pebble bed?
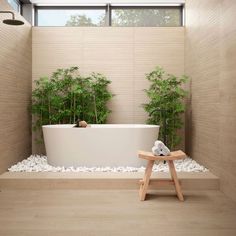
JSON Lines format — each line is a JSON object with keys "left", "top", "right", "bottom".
{"left": 8, "top": 155, "right": 208, "bottom": 173}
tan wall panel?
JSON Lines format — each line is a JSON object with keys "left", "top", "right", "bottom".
{"left": 32, "top": 27, "right": 184, "bottom": 153}
{"left": 0, "top": 0, "right": 32, "bottom": 173}
{"left": 185, "top": 0, "right": 236, "bottom": 201}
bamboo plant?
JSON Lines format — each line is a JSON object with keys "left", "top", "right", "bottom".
{"left": 31, "top": 67, "right": 113, "bottom": 143}
{"left": 143, "top": 66, "right": 189, "bottom": 150}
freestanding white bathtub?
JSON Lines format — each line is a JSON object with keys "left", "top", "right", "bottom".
{"left": 43, "top": 124, "right": 159, "bottom": 167}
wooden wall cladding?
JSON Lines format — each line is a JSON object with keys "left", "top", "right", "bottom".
{"left": 185, "top": 0, "right": 236, "bottom": 202}
{"left": 32, "top": 27, "right": 184, "bottom": 153}
{"left": 0, "top": 0, "right": 32, "bottom": 173}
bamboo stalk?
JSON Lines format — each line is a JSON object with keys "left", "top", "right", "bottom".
{"left": 93, "top": 94, "right": 98, "bottom": 124}
{"left": 48, "top": 95, "right": 51, "bottom": 124}
{"left": 73, "top": 93, "right": 76, "bottom": 123}
{"left": 70, "top": 92, "right": 72, "bottom": 124}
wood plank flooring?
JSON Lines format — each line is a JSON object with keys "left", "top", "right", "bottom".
{"left": 0, "top": 172, "right": 219, "bottom": 190}
{"left": 0, "top": 189, "right": 235, "bottom": 236}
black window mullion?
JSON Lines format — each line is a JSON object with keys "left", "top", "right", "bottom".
{"left": 34, "top": 5, "right": 183, "bottom": 27}
{"left": 110, "top": 5, "right": 183, "bottom": 27}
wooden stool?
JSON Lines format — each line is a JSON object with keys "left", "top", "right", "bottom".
{"left": 138, "top": 150, "right": 186, "bottom": 201}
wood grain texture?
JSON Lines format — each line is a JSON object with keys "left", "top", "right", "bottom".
{"left": 0, "top": 189, "right": 236, "bottom": 235}
{"left": 32, "top": 27, "right": 184, "bottom": 153}
{"left": 0, "top": 171, "right": 220, "bottom": 190}
{"left": 168, "top": 160, "right": 184, "bottom": 201}
{"left": 138, "top": 150, "right": 186, "bottom": 161}
{"left": 185, "top": 0, "right": 236, "bottom": 202}
{"left": 139, "top": 157, "right": 184, "bottom": 201}
{"left": 139, "top": 159, "right": 154, "bottom": 200}
{"left": 0, "top": 0, "right": 32, "bottom": 173}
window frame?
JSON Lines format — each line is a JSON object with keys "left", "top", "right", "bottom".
{"left": 34, "top": 5, "right": 183, "bottom": 27}
{"left": 35, "top": 5, "right": 107, "bottom": 27}
{"left": 7, "top": 0, "right": 22, "bottom": 14}
{"left": 110, "top": 5, "right": 183, "bottom": 27}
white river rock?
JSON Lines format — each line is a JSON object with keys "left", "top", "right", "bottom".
{"left": 8, "top": 155, "right": 208, "bottom": 173}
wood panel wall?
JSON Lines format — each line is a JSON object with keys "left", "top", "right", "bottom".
{"left": 32, "top": 27, "right": 184, "bottom": 153}
{"left": 0, "top": 0, "right": 32, "bottom": 173}
{"left": 185, "top": 0, "right": 236, "bottom": 202}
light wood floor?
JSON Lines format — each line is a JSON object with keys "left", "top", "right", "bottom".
{"left": 0, "top": 171, "right": 219, "bottom": 190}
{"left": 0, "top": 190, "right": 236, "bottom": 236}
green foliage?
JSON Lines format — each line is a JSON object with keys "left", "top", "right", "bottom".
{"left": 65, "top": 9, "right": 180, "bottom": 27}
{"left": 31, "top": 67, "right": 113, "bottom": 143}
{"left": 66, "top": 14, "right": 105, "bottom": 26}
{"left": 143, "top": 66, "right": 189, "bottom": 150}
{"left": 112, "top": 9, "right": 181, "bottom": 27}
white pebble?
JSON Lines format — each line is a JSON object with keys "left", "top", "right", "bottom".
{"left": 8, "top": 155, "right": 208, "bottom": 173}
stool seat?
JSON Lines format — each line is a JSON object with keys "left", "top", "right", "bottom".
{"left": 138, "top": 150, "right": 186, "bottom": 202}
{"left": 139, "top": 150, "right": 186, "bottom": 161}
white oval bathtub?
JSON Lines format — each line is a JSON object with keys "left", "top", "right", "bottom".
{"left": 42, "top": 124, "right": 159, "bottom": 167}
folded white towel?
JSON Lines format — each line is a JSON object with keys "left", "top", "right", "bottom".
{"left": 152, "top": 140, "right": 170, "bottom": 156}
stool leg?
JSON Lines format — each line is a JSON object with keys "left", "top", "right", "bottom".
{"left": 139, "top": 160, "right": 154, "bottom": 201}
{"left": 167, "top": 160, "right": 184, "bottom": 201}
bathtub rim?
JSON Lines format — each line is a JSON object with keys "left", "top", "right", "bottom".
{"left": 42, "top": 124, "right": 160, "bottom": 129}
